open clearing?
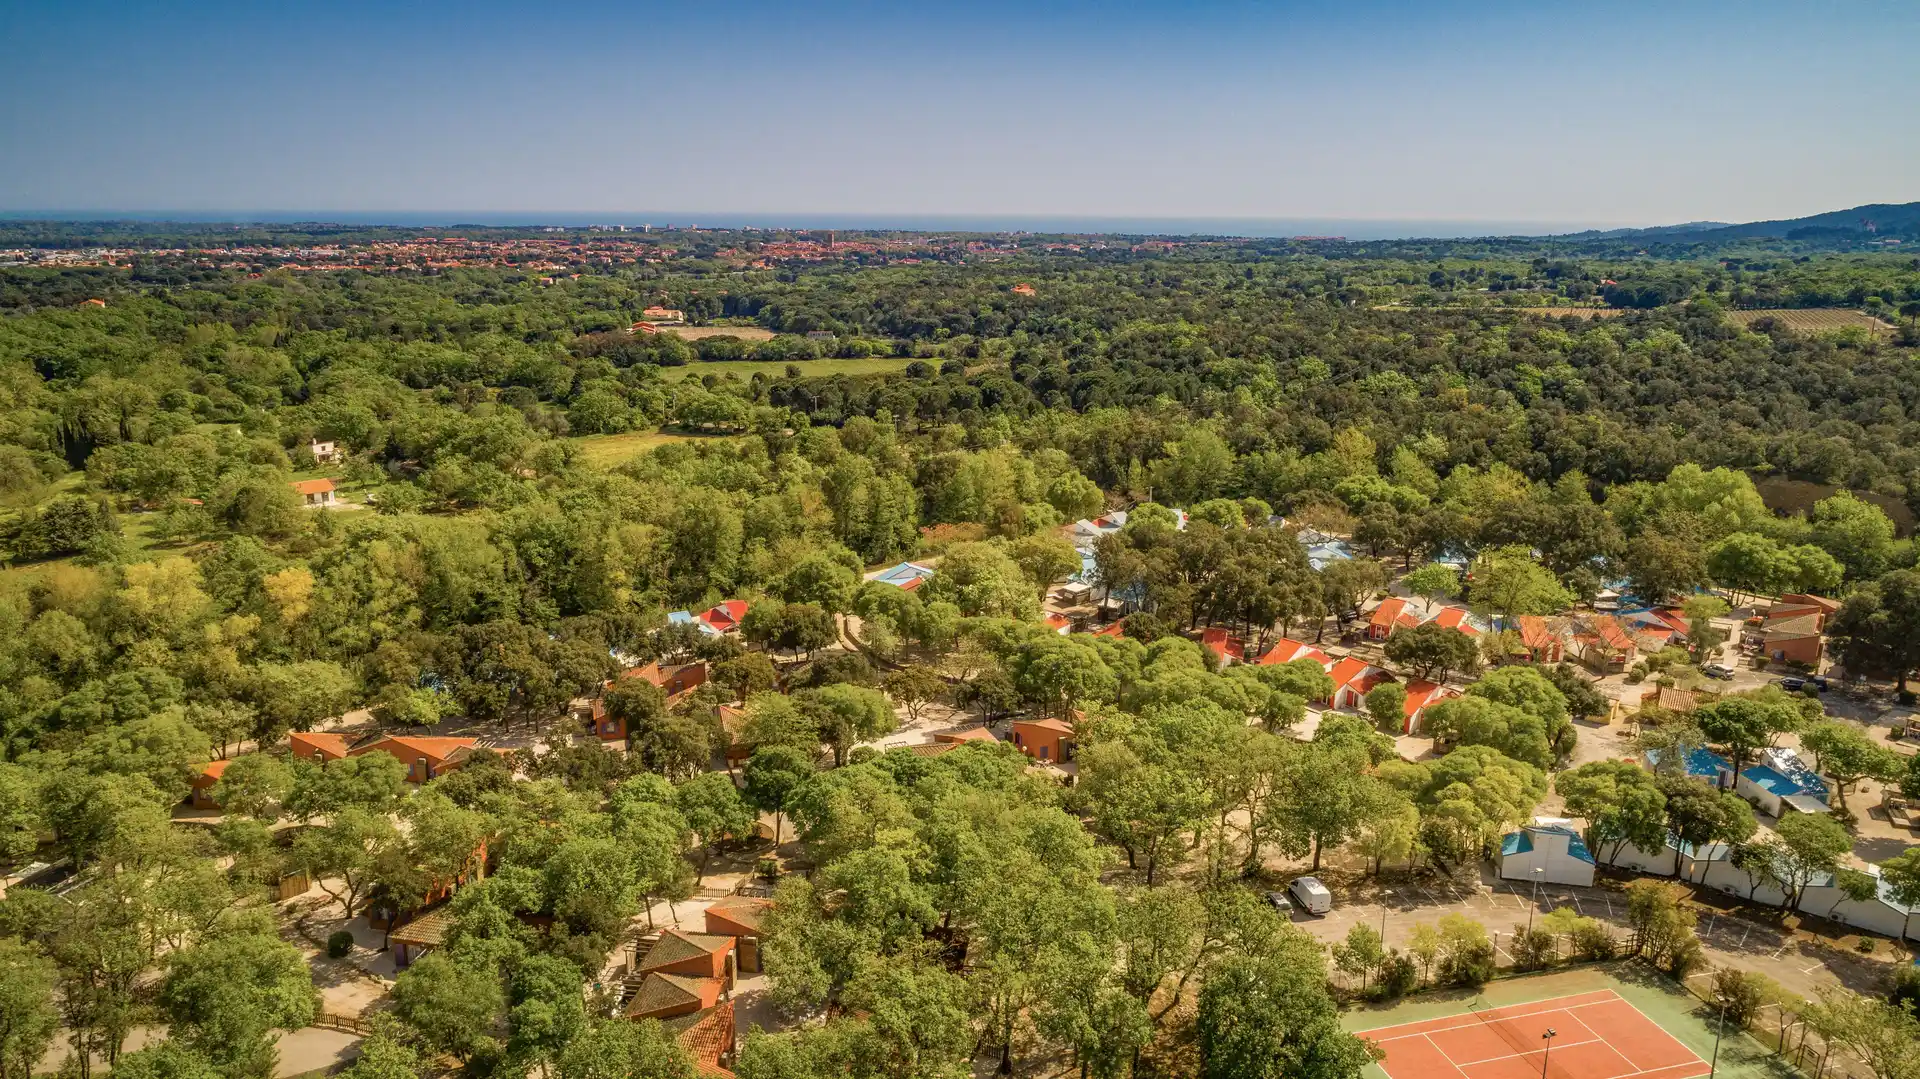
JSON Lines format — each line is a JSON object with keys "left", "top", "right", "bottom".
{"left": 654, "top": 325, "right": 778, "bottom": 341}
{"left": 662, "top": 357, "right": 915, "bottom": 381}
{"left": 569, "top": 430, "right": 725, "bottom": 468}
{"left": 1728, "top": 308, "right": 1893, "bottom": 334}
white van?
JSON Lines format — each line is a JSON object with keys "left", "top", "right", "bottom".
{"left": 1288, "top": 876, "right": 1333, "bottom": 915}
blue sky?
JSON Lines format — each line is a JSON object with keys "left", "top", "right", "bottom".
{"left": 1, "top": 0, "right": 1914, "bottom": 229}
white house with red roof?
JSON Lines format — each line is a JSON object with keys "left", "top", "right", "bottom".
{"left": 1400, "top": 679, "right": 1459, "bottom": 735}
{"left": 1425, "top": 606, "right": 1487, "bottom": 636}
{"left": 698, "top": 600, "right": 749, "bottom": 635}
{"left": 1329, "top": 656, "right": 1395, "bottom": 710}
{"left": 1366, "top": 598, "right": 1423, "bottom": 640}
{"left": 1256, "top": 637, "right": 1333, "bottom": 670}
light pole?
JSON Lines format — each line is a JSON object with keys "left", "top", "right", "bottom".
{"left": 1529, "top": 866, "right": 1545, "bottom": 933}
{"left": 1541, "top": 1028, "right": 1557, "bottom": 1079}
{"left": 1709, "top": 996, "right": 1728, "bottom": 1079}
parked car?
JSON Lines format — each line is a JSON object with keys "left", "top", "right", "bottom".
{"left": 1702, "top": 664, "right": 1736, "bottom": 680}
{"left": 1781, "top": 677, "right": 1807, "bottom": 691}
{"left": 1288, "top": 876, "right": 1333, "bottom": 915}
{"left": 1263, "top": 891, "right": 1293, "bottom": 914}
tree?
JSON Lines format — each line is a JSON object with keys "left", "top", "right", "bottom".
{"left": 841, "top": 957, "right": 976, "bottom": 1079}
{"left": 1385, "top": 623, "right": 1481, "bottom": 682}
{"left": 882, "top": 666, "right": 946, "bottom": 724}
{"left": 1801, "top": 721, "right": 1901, "bottom": 812}
{"left": 1681, "top": 594, "right": 1730, "bottom": 664}
{"left": 286, "top": 753, "right": 407, "bottom": 820}
{"left": 673, "top": 773, "right": 756, "bottom": 882}
{"left": 291, "top": 810, "right": 401, "bottom": 917}
{"left": 1556, "top": 761, "right": 1668, "bottom": 865}
{"left": 1318, "top": 560, "right": 1387, "bottom": 636}
{"left": 1468, "top": 546, "right": 1573, "bottom": 624}
{"left": 1828, "top": 571, "right": 1920, "bottom": 694}
{"left": 1402, "top": 563, "right": 1461, "bottom": 613}
{"left": 159, "top": 930, "right": 318, "bottom": 1079}
{"left": 1543, "top": 663, "right": 1607, "bottom": 723}
{"left": 1658, "top": 776, "right": 1754, "bottom": 882}
{"left": 1625, "top": 880, "right": 1702, "bottom": 977}
{"left": 0, "top": 940, "right": 57, "bottom": 1079}
{"left": 1695, "top": 695, "right": 1798, "bottom": 775}
{"left": 1435, "top": 914, "right": 1495, "bottom": 987}
{"left": 1624, "top": 530, "right": 1709, "bottom": 606}
{"left": 108, "top": 1043, "right": 223, "bottom": 1079}
{"left": 208, "top": 754, "right": 292, "bottom": 821}
{"left": 1774, "top": 813, "right": 1852, "bottom": 912}
{"left": 1351, "top": 794, "right": 1419, "bottom": 874}
{"left": 555, "top": 1020, "right": 693, "bottom": 1079}
{"left": 1879, "top": 847, "right": 1920, "bottom": 940}
{"left": 507, "top": 953, "right": 588, "bottom": 1076}
{"left": 741, "top": 745, "right": 814, "bottom": 847}
{"left": 1269, "top": 743, "right": 1380, "bottom": 870}
{"left": 1364, "top": 683, "right": 1407, "bottom": 734}
{"left": 798, "top": 683, "right": 897, "bottom": 766}
{"left": 391, "top": 952, "right": 504, "bottom": 1063}
{"left": 1077, "top": 741, "right": 1208, "bottom": 885}
{"left": 1811, "top": 492, "right": 1896, "bottom": 581}
{"left": 1010, "top": 533, "right": 1083, "bottom": 599}
{"left": 1422, "top": 697, "right": 1552, "bottom": 770}
{"left": 1196, "top": 942, "right": 1380, "bottom": 1079}
{"left": 1332, "top": 924, "right": 1387, "bottom": 992}
{"left": 335, "top": 1023, "right": 423, "bottom": 1079}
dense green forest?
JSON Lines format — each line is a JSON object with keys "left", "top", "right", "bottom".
{"left": 4, "top": 224, "right": 1920, "bottom": 1079}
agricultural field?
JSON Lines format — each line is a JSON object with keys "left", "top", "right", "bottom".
{"left": 654, "top": 325, "right": 777, "bottom": 341}
{"left": 660, "top": 356, "right": 915, "bottom": 381}
{"left": 1728, "top": 308, "right": 1894, "bottom": 334}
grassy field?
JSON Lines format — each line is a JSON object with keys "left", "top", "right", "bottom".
{"left": 662, "top": 357, "right": 915, "bottom": 381}
{"left": 655, "top": 325, "right": 777, "bottom": 341}
{"left": 1729, "top": 309, "right": 1894, "bottom": 335}
{"left": 569, "top": 430, "right": 727, "bottom": 469}
{"left": 1343, "top": 964, "right": 1795, "bottom": 1079}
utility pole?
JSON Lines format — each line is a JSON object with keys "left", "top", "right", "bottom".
{"left": 1709, "top": 996, "right": 1728, "bottom": 1079}
{"left": 1529, "top": 867, "right": 1544, "bottom": 933}
{"left": 1540, "top": 1028, "right": 1557, "bottom": 1079}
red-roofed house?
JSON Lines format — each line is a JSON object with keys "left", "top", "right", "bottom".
{"left": 934, "top": 726, "right": 998, "bottom": 746}
{"left": 626, "top": 972, "right": 726, "bottom": 1021}
{"left": 1367, "top": 598, "right": 1422, "bottom": 640}
{"left": 1329, "top": 657, "right": 1395, "bottom": 710}
{"left": 1572, "top": 615, "right": 1637, "bottom": 673}
{"left": 1756, "top": 594, "right": 1839, "bottom": 666}
{"left": 289, "top": 731, "right": 354, "bottom": 764}
{"left": 1044, "top": 612, "right": 1073, "bottom": 635}
{"left": 665, "top": 1000, "right": 737, "bottom": 1077}
{"left": 1011, "top": 283, "right": 1036, "bottom": 296}
{"left": 1426, "top": 606, "right": 1485, "bottom": 636}
{"left": 621, "top": 660, "right": 709, "bottom": 701}
{"left": 290, "top": 478, "right": 336, "bottom": 506}
{"left": 699, "top": 601, "right": 749, "bottom": 635}
{"left": 1515, "top": 616, "right": 1566, "bottom": 664}
{"left": 350, "top": 735, "right": 480, "bottom": 783}
{"left": 1011, "top": 716, "right": 1074, "bottom": 763}
{"left": 1200, "top": 627, "right": 1245, "bottom": 667}
{"left": 1401, "top": 680, "right": 1459, "bottom": 735}
{"left": 638, "top": 928, "right": 737, "bottom": 986}
{"left": 1257, "top": 637, "right": 1334, "bottom": 671}
{"left": 1093, "top": 619, "right": 1128, "bottom": 638}
{"left": 704, "top": 896, "right": 772, "bottom": 973}
{"left": 189, "top": 759, "right": 230, "bottom": 810}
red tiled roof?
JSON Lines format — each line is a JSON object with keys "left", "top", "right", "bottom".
{"left": 668, "top": 1001, "right": 735, "bottom": 1074}
{"left": 638, "top": 929, "right": 736, "bottom": 973}
{"left": 1016, "top": 716, "right": 1075, "bottom": 736}
{"left": 1328, "top": 656, "right": 1372, "bottom": 689}
{"left": 1257, "top": 638, "right": 1333, "bottom": 669}
{"left": 290, "top": 478, "right": 335, "bottom": 496}
{"left": 1429, "top": 606, "right": 1481, "bottom": 635}
{"left": 1589, "top": 615, "right": 1634, "bottom": 651}
{"left": 934, "top": 726, "right": 997, "bottom": 744}
{"left": 1093, "top": 619, "right": 1127, "bottom": 637}
{"left": 1200, "top": 627, "right": 1244, "bottom": 663}
{"left": 359, "top": 735, "right": 479, "bottom": 766}
{"left": 290, "top": 731, "right": 353, "bottom": 758}
{"left": 1517, "top": 616, "right": 1557, "bottom": 650}
{"left": 1369, "top": 598, "right": 1412, "bottom": 631}
{"left": 1403, "top": 679, "right": 1454, "bottom": 717}
{"left": 700, "top": 601, "right": 748, "bottom": 631}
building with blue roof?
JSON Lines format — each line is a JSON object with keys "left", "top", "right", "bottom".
{"left": 1736, "top": 746, "right": 1829, "bottom": 816}
{"left": 1643, "top": 746, "right": 1735, "bottom": 788}
{"left": 1498, "top": 817, "right": 1596, "bottom": 887}
{"left": 870, "top": 561, "right": 937, "bottom": 590}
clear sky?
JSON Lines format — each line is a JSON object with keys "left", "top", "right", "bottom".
{"left": 1, "top": 0, "right": 1914, "bottom": 230}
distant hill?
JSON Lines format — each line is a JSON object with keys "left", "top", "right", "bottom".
{"left": 1603, "top": 202, "right": 1920, "bottom": 248}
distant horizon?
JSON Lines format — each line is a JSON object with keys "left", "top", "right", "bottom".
{"left": 5, "top": 3, "right": 1911, "bottom": 225}
{"left": 0, "top": 209, "right": 1682, "bottom": 242}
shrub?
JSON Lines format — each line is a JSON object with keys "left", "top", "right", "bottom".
{"left": 1376, "top": 952, "right": 1419, "bottom": 1000}
{"left": 1567, "top": 921, "right": 1618, "bottom": 961}
{"left": 1511, "top": 925, "right": 1557, "bottom": 971}
{"left": 327, "top": 931, "right": 355, "bottom": 958}
{"left": 1710, "top": 967, "right": 1768, "bottom": 1029}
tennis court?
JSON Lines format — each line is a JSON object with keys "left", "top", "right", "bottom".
{"left": 1359, "top": 990, "right": 1708, "bottom": 1079}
